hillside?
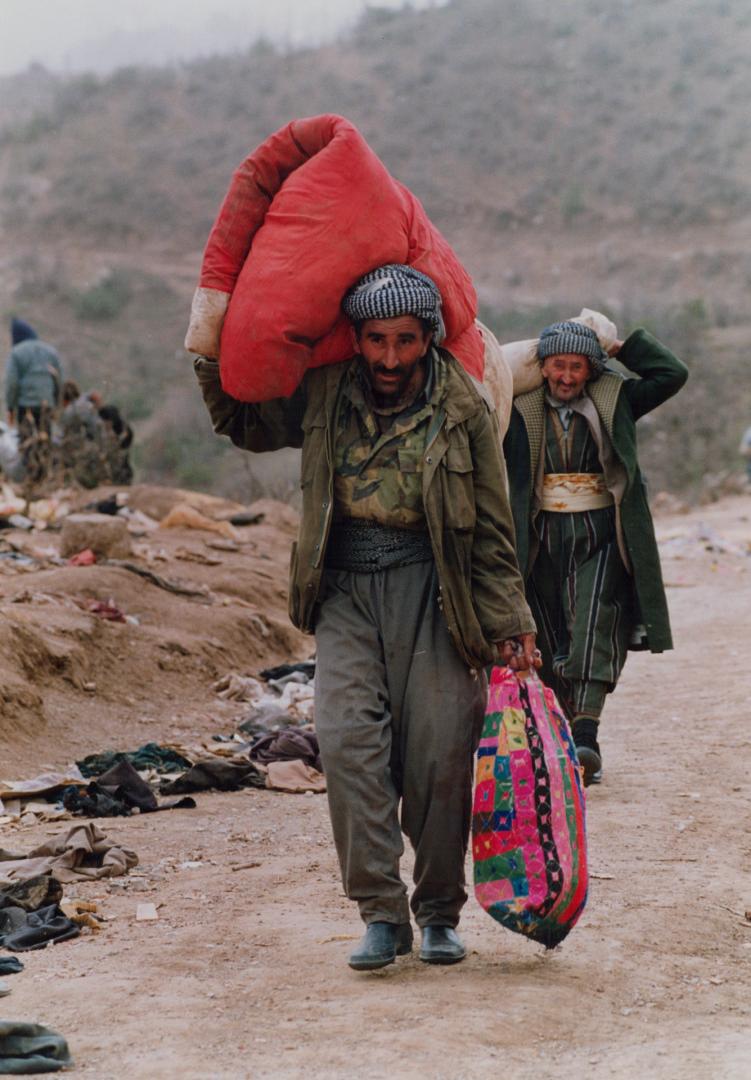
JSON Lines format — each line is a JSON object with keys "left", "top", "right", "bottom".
{"left": 0, "top": 0, "right": 749, "bottom": 498}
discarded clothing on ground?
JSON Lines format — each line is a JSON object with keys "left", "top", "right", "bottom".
{"left": 0, "top": 769, "right": 85, "bottom": 803}
{"left": 0, "top": 876, "right": 77, "bottom": 953}
{"left": 259, "top": 660, "right": 316, "bottom": 682}
{"left": 0, "top": 904, "right": 79, "bottom": 953}
{"left": 62, "top": 759, "right": 196, "bottom": 818}
{"left": 249, "top": 728, "right": 323, "bottom": 774}
{"left": 212, "top": 673, "right": 264, "bottom": 702}
{"left": 0, "top": 876, "right": 62, "bottom": 914}
{"left": 76, "top": 742, "right": 193, "bottom": 779}
{"left": 160, "top": 756, "right": 266, "bottom": 795}
{"left": 0, "top": 823, "right": 137, "bottom": 886}
{"left": 0, "top": 957, "right": 23, "bottom": 976}
{"left": 0, "top": 1019, "right": 73, "bottom": 1074}
{"left": 265, "top": 760, "right": 326, "bottom": 794}
{"left": 74, "top": 597, "right": 127, "bottom": 622}
{"left": 236, "top": 704, "right": 289, "bottom": 738}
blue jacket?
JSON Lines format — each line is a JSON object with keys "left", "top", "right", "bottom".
{"left": 5, "top": 320, "right": 62, "bottom": 413}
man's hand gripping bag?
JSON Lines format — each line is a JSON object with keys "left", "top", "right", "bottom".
{"left": 185, "top": 114, "right": 484, "bottom": 402}
{"left": 472, "top": 667, "right": 588, "bottom": 948}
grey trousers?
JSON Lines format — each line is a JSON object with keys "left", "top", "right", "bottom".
{"left": 314, "top": 560, "right": 486, "bottom": 928}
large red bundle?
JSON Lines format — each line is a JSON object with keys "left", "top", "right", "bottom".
{"left": 185, "top": 114, "right": 484, "bottom": 402}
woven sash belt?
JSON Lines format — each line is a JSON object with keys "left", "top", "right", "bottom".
{"left": 325, "top": 518, "right": 433, "bottom": 573}
{"left": 540, "top": 472, "right": 614, "bottom": 513}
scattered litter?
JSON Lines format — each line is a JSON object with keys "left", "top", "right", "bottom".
{"left": 228, "top": 511, "right": 265, "bottom": 527}
{"left": 68, "top": 548, "right": 97, "bottom": 566}
{"left": 206, "top": 538, "right": 240, "bottom": 552}
{"left": 59, "top": 900, "right": 103, "bottom": 932}
{"left": 0, "top": 485, "right": 25, "bottom": 516}
{"left": 136, "top": 903, "right": 158, "bottom": 922}
{"left": 230, "top": 862, "right": 261, "bottom": 872}
{"left": 3, "top": 514, "right": 33, "bottom": 531}
{"left": 0, "top": 550, "right": 35, "bottom": 565}
{"left": 105, "top": 559, "right": 212, "bottom": 601}
{"left": 213, "top": 673, "right": 265, "bottom": 703}
{"left": 74, "top": 597, "right": 127, "bottom": 622}
{"left": 175, "top": 547, "right": 223, "bottom": 566}
{"left": 260, "top": 660, "right": 315, "bottom": 681}
{"left": 159, "top": 504, "right": 241, "bottom": 541}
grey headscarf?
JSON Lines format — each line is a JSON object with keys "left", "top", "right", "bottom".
{"left": 537, "top": 321, "right": 608, "bottom": 376}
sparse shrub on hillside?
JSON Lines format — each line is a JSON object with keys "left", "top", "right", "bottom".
{"left": 73, "top": 272, "right": 132, "bottom": 321}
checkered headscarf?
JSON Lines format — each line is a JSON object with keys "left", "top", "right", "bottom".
{"left": 342, "top": 264, "right": 445, "bottom": 342}
{"left": 538, "top": 321, "right": 608, "bottom": 375}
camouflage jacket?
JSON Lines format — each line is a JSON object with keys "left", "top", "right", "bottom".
{"left": 195, "top": 349, "right": 534, "bottom": 669}
{"left": 331, "top": 353, "right": 448, "bottom": 529}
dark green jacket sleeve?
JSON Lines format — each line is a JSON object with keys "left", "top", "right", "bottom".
{"left": 619, "top": 329, "right": 688, "bottom": 421}
{"left": 194, "top": 357, "right": 307, "bottom": 452}
{"left": 468, "top": 404, "right": 536, "bottom": 642}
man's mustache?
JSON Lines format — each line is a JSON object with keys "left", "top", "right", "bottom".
{"left": 372, "top": 365, "right": 408, "bottom": 377}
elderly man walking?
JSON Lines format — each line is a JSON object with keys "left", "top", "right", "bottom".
{"left": 504, "top": 322, "right": 688, "bottom": 786}
{"left": 196, "top": 264, "right": 536, "bottom": 969}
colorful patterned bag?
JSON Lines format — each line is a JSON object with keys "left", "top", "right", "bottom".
{"left": 472, "top": 666, "right": 588, "bottom": 948}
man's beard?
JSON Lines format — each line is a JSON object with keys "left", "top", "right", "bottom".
{"left": 367, "top": 364, "right": 414, "bottom": 404}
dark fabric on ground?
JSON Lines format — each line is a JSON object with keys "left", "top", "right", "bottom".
{"left": 63, "top": 759, "right": 196, "bottom": 817}
{"left": 160, "top": 757, "right": 266, "bottom": 795}
{"left": 228, "top": 510, "right": 265, "bottom": 526}
{"left": 0, "top": 957, "right": 23, "bottom": 976}
{"left": 259, "top": 660, "right": 315, "bottom": 681}
{"left": 249, "top": 728, "right": 322, "bottom": 773}
{"left": 0, "top": 905, "right": 79, "bottom": 952}
{"left": 76, "top": 743, "right": 193, "bottom": 778}
{"left": 0, "top": 1019, "right": 72, "bottom": 1074}
{"left": 0, "top": 877, "right": 62, "bottom": 914}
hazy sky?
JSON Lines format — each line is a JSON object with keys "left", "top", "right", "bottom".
{"left": 0, "top": 1, "right": 446, "bottom": 76}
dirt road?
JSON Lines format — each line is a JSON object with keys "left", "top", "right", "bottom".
{"left": 2, "top": 490, "right": 750, "bottom": 1078}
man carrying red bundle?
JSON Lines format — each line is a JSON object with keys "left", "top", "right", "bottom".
{"left": 196, "top": 263, "right": 536, "bottom": 970}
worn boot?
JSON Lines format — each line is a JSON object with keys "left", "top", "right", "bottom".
{"left": 419, "top": 926, "right": 466, "bottom": 965}
{"left": 572, "top": 716, "right": 602, "bottom": 786}
{"left": 348, "top": 922, "right": 413, "bottom": 971}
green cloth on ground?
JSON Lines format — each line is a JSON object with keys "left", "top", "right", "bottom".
{"left": 76, "top": 743, "right": 192, "bottom": 778}
{"left": 0, "top": 1020, "right": 72, "bottom": 1074}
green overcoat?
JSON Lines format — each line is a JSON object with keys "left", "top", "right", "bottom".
{"left": 503, "top": 329, "right": 688, "bottom": 653}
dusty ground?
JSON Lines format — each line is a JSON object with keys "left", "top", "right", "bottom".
{"left": 1, "top": 485, "right": 750, "bottom": 1079}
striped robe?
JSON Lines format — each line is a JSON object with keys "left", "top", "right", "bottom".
{"left": 526, "top": 405, "right": 633, "bottom": 721}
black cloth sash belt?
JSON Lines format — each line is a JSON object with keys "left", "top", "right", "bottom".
{"left": 325, "top": 518, "right": 433, "bottom": 573}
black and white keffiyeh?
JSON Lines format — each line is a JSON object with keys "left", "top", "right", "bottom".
{"left": 537, "top": 321, "right": 608, "bottom": 375}
{"left": 342, "top": 264, "right": 445, "bottom": 342}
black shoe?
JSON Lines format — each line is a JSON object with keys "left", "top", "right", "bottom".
{"left": 575, "top": 744, "right": 603, "bottom": 787}
{"left": 348, "top": 922, "right": 413, "bottom": 971}
{"left": 572, "top": 716, "right": 602, "bottom": 788}
{"left": 419, "top": 926, "right": 466, "bottom": 965}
